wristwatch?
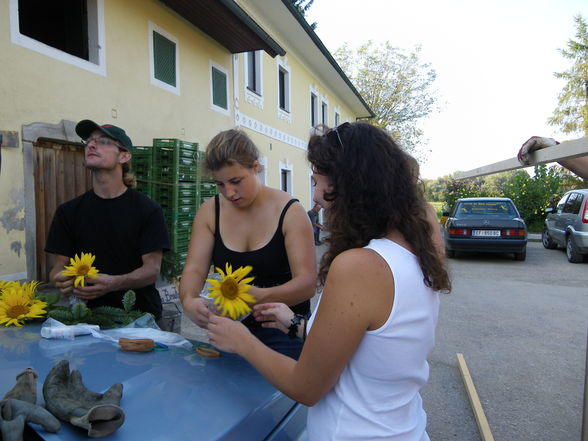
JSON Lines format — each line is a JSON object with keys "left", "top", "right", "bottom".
{"left": 287, "top": 314, "right": 304, "bottom": 339}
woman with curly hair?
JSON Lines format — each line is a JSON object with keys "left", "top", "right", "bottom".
{"left": 209, "top": 122, "right": 451, "bottom": 441}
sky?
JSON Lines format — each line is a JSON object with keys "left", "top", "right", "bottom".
{"left": 307, "top": 0, "right": 587, "bottom": 179}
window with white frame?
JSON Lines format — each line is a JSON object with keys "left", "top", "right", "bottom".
{"left": 245, "top": 51, "right": 262, "bottom": 95}
{"left": 210, "top": 61, "right": 229, "bottom": 114}
{"left": 149, "top": 22, "right": 179, "bottom": 95}
{"left": 278, "top": 65, "right": 290, "bottom": 112}
{"left": 321, "top": 101, "right": 328, "bottom": 125}
{"left": 334, "top": 111, "right": 341, "bottom": 126}
{"left": 310, "top": 92, "right": 318, "bottom": 127}
{"left": 10, "top": 0, "right": 105, "bottom": 75}
{"left": 279, "top": 160, "right": 293, "bottom": 195}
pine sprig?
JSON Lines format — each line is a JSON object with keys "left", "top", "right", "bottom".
{"left": 45, "top": 290, "right": 145, "bottom": 329}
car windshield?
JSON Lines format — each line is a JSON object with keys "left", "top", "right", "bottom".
{"left": 454, "top": 201, "right": 516, "bottom": 218}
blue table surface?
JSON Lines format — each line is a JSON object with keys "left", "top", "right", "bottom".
{"left": 0, "top": 324, "right": 296, "bottom": 441}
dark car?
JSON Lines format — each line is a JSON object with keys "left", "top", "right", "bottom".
{"left": 444, "top": 197, "right": 527, "bottom": 261}
{"left": 542, "top": 188, "right": 588, "bottom": 263}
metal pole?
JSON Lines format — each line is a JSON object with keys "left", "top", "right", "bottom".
{"left": 582, "top": 329, "right": 587, "bottom": 441}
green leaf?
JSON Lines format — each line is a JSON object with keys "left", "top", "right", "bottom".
{"left": 37, "top": 291, "right": 61, "bottom": 306}
{"left": 122, "top": 290, "right": 136, "bottom": 312}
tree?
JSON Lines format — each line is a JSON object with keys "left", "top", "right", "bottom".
{"left": 548, "top": 14, "right": 588, "bottom": 136}
{"left": 289, "top": 0, "right": 316, "bottom": 29}
{"left": 333, "top": 41, "right": 438, "bottom": 156}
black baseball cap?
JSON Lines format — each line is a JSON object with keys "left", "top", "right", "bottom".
{"left": 75, "top": 119, "right": 133, "bottom": 151}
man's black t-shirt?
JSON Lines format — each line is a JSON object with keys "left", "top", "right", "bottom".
{"left": 45, "top": 188, "right": 170, "bottom": 318}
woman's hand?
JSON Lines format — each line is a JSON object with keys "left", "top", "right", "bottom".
{"left": 253, "top": 303, "right": 295, "bottom": 334}
{"left": 208, "top": 314, "right": 252, "bottom": 354}
{"left": 182, "top": 297, "right": 211, "bottom": 329}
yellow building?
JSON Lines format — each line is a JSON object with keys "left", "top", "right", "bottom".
{"left": 0, "top": 0, "right": 372, "bottom": 282}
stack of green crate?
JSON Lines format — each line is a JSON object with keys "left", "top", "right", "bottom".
{"left": 133, "top": 146, "right": 154, "bottom": 198}
{"left": 152, "top": 138, "right": 200, "bottom": 282}
{"left": 197, "top": 151, "right": 219, "bottom": 206}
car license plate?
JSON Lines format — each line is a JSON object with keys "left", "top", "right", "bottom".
{"left": 472, "top": 230, "right": 500, "bottom": 237}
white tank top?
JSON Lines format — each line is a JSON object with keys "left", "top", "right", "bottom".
{"left": 306, "top": 238, "right": 440, "bottom": 441}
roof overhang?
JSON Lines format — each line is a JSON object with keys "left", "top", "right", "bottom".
{"left": 158, "top": 0, "right": 285, "bottom": 57}
{"left": 246, "top": 0, "right": 374, "bottom": 119}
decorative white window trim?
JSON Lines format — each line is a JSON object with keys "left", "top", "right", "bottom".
{"left": 148, "top": 22, "right": 180, "bottom": 96}
{"left": 233, "top": 54, "right": 240, "bottom": 112}
{"left": 279, "top": 159, "right": 293, "bottom": 195}
{"left": 235, "top": 110, "right": 307, "bottom": 150}
{"left": 258, "top": 156, "right": 268, "bottom": 185}
{"left": 209, "top": 60, "right": 230, "bottom": 115}
{"left": 321, "top": 99, "right": 329, "bottom": 126}
{"left": 9, "top": 0, "right": 106, "bottom": 76}
{"left": 277, "top": 57, "right": 292, "bottom": 123}
{"left": 244, "top": 51, "right": 263, "bottom": 109}
{"left": 310, "top": 84, "right": 319, "bottom": 128}
{"left": 334, "top": 106, "right": 341, "bottom": 126}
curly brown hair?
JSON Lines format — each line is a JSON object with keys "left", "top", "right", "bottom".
{"left": 307, "top": 122, "right": 451, "bottom": 292}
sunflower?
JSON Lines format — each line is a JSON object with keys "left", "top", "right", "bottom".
{"left": 207, "top": 263, "right": 255, "bottom": 320}
{"left": 0, "top": 284, "right": 48, "bottom": 327}
{"left": 21, "top": 280, "right": 41, "bottom": 299}
{"left": 0, "top": 280, "right": 16, "bottom": 296}
{"left": 61, "top": 252, "right": 100, "bottom": 287}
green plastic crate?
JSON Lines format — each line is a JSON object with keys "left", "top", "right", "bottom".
{"left": 135, "top": 179, "right": 154, "bottom": 198}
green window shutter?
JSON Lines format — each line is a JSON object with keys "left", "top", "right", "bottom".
{"left": 212, "top": 67, "right": 227, "bottom": 109}
{"left": 153, "top": 31, "right": 176, "bottom": 87}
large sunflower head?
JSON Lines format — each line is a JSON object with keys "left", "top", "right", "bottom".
{"left": 61, "top": 252, "right": 100, "bottom": 287}
{"left": 0, "top": 284, "right": 48, "bottom": 327}
{"left": 21, "top": 280, "right": 41, "bottom": 299}
{"left": 207, "top": 263, "right": 255, "bottom": 320}
{"left": 0, "top": 280, "right": 17, "bottom": 296}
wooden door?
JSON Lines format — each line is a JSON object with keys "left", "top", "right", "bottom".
{"left": 34, "top": 141, "right": 92, "bottom": 282}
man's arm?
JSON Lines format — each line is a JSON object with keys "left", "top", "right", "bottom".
{"left": 73, "top": 250, "right": 163, "bottom": 300}
{"left": 558, "top": 157, "right": 588, "bottom": 180}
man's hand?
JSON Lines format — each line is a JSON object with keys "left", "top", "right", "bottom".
{"left": 73, "top": 274, "right": 120, "bottom": 300}
{"left": 53, "top": 272, "right": 75, "bottom": 296}
{"left": 517, "top": 136, "right": 559, "bottom": 166}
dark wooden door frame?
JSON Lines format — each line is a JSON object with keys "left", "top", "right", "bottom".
{"left": 22, "top": 120, "right": 83, "bottom": 281}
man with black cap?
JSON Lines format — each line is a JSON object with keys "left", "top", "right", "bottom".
{"left": 45, "top": 120, "right": 170, "bottom": 320}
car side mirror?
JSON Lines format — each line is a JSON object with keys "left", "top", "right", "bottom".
{"left": 544, "top": 208, "right": 554, "bottom": 214}
{"left": 442, "top": 211, "right": 450, "bottom": 217}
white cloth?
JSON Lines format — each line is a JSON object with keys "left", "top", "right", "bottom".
{"left": 306, "top": 238, "right": 439, "bottom": 441}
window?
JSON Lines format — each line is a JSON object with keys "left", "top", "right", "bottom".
{"left": 210, "top": 62, "right": 229, "bottom": 113}
{"left": 310, "top": 93, "right": 318, "bottom": 127}
{"left": 279, "top": 160, "right": 293, "bottom": 195}
{"left": 10, "top": 0, "right": 105, "bottom": 75}
{"left": 334, "top": 112, "right": 340, "bottom": 126}
{"left": 278, "top": 67, "right": 290, "bottom": 112}
{"left": 246, "top": 51, "right": 262, "bottom": 94}
{"left": 321, "top": 101, "right": 328, "bottom": 125}
{"left": 556, "top": 194, "right": 569, "bottom": 212}
{"left": 563, "top": 193, "right": 582, "bottom": 214}
{"left": 149, "top": 23, "right": 179, "bottom": 94}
